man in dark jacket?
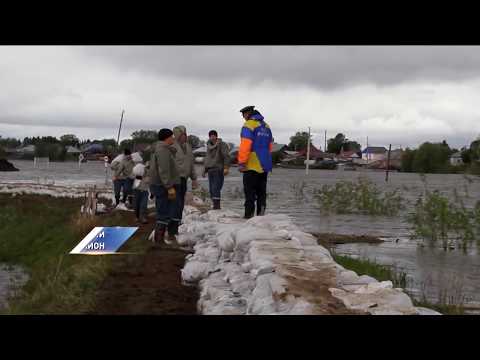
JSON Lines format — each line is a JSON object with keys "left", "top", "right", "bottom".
{"left": 203, "top": 130, "right": 230, "bottom": 209}
{"left": 149, "top": 129, "right": 181, "bottom": 245}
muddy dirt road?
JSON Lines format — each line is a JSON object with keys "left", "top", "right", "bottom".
{"left": 91, "top": 218, "right": 198, "bottom": 315}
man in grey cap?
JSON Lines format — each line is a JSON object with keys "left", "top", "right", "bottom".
{"left": 170, "top": 125, "right": 198, "bottom": 242}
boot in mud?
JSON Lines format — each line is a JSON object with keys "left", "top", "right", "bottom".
{"left": 213, "top": 199, "right": 221, "bottom": 210}
{"left": 153, "top": 224, "right": 166, "bottom": 246}
{"left": 165, "top": 221, "right": 179, "bottom": 246}
{"left": 166, "top": 234, "right": 178, "bottom": 246}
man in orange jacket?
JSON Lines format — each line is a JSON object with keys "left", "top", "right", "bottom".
{"left": 237, "top": 105, "right": 273, "bottom": 219}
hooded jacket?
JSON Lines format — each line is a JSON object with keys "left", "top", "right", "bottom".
{"left": 172, "top": 125, "right": 197, "bottom": 180}
{"left": 148, "top": 141, "right": 180, "bottom": 188}
{"left": 204, "top": 138, "right": 230, "bottom": 170}
{"left": 238, "top": 112, "right": 273, "bottom": 173}
{"left": 111, "top": 156, "right": 134, "bottom": 180}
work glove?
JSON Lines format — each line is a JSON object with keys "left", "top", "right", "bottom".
{"left": 223, "top": 166, "right": 229, "bottom": 176}
{"left": 167, "top": 187, "right": 176, "bottom": 200}
{"left": 192, "top": 180, "right": 198, "bottom": 190}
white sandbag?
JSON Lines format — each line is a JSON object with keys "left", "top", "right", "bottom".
{"left": 131, "top": 152, "right": 143, "bottom": 163}
{"left": 415, "top": 307, "right": 442, "bottom": 315}
{"left": 353, "top": 281, "right": 393, "bottom": 294}
{"left": 217, "top": 231, "right": 235, "bottom": 252}
{"left": 111, "top": 154, "right": 124, "bottom": 164}
{"left": 181, "top": 261, "right": 211, "bottom": 283}
{"left": 132, "top": 163, "right": 145, "bottom": 177}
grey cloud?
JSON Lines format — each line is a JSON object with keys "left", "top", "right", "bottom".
{"left": 80, "top": 46, "right": 480, "bottom": 89}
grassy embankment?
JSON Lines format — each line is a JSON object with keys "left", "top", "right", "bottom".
{"left": 0, "top": 193, "right": 148, "bottom": 314}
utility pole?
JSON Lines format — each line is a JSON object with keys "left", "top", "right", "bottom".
{"left": 324, "top": 130, "right": 327, "bottom": 152}
{"left": 116, "top": 109, "right": 125, "bottom": 151}
{"left": 366, "top": 136, "right": 369, "bottom": 164}
{"left": 306, "top": 127, "right": 311, "bottom": 175}
{"left": 385, "top": 144, "right": 392, "bottom": 182}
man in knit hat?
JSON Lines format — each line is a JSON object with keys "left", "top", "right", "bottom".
{"left": 149, "top": 129, "right": 181, "bottom": 245}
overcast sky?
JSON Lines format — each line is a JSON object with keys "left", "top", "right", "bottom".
{"left": 1, "top": 45, "right": 480, "bottom": 150}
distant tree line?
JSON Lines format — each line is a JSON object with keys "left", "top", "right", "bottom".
{"left": 287, "top": 131, "right": 361, "bottom": 155}
{"left": 398, "top": 139, "right": 480, "bottom": 174}
{"left": 1, "top": 129, "right": 226, "bottom": 162}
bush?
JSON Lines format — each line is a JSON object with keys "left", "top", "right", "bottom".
{"left": 407, "top": 187, "right": 479, "bottom": 250}
{"left": 314, "top": 177, "right": 404, "bottom": 216}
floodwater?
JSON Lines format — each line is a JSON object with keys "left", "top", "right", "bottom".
{"left": 2, "top": 160, "right": 480, "bottom": 311}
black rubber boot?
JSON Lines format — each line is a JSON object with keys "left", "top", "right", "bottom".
{"left": 244, "top": 208, "right": 254, "bottom": 219}
{"left": 257, "top": 206, "right": 266, "bottom": 216}
{"left": 154, "top": 225, "right": 166, "bottom": 245}
{"left": 213, "top": 199, "right": 221, "bottom": 210}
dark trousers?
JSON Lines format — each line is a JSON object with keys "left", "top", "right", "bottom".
{"left": 134, "top": 189, "right": 148, "bottom": 219}
{"left": 125, "top": 178, "right": 134, "bottom": 200}
{"left": 113, "top": 179, "right": 127, "bottom": 205}
{"left": 150, "top": 184, "right": 179, "bottom": 232}
{"left": 243, "top": 170, "right": 268, "bottom": 217}
{"left": 170, "top": 177, "right": 187, "bottom": 235}
{"left": 207, "top": 167, "right": 224, "bottom": 200}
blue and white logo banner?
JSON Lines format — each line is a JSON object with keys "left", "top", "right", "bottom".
{"left": 70, "top": 227, "right": 138, "bottom": 255}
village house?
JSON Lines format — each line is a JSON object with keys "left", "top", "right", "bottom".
{"left": 271, "top": 143, "right": 288, "bottom": 153}
{"left": 336, "top": 149, "right": 361, "bottom": 162}
{"left": 362, "top": 146, "right": 387, "bottom": 162}
{"left": 449, "top": 151, "right": 463, "bottom": 166}
{"left": 16, "top": 144, "right": 36, "bottom": 155}
{"left": 66, "top": 145, "right": 81, "bottom": 154}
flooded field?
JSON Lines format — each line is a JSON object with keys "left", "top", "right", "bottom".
{"left": 2, "top": 160, "right": 480, "bottom": 311}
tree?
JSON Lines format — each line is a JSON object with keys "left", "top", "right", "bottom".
{"left": 343, "top": 140, "right": 361, "bottom": 153}
{"left": 60, "top": 134, "right": 79, "bottom": 146}
{"left": 187, "top": 135, "right": 202, "bottom": 149}
{"left": 412, "top": 142, "right": 451, "bottom": 173}
{"left": 0, "top": 136, "right": 21, "bottom": 149}
{"left": 288, "top": 132, "right": 311, "bottom": 151}
{"left": 119, "top": 139, "right": 134, "bottom": 152}
{"left": 327, "top": 133, "right": 346, "bottom": 154}
{"left": 131, "top": 130, "right": 158, "bottom": 143}
{"left": 401, "top": 148, "right": 416, "bottom": 172}
{"left": 461, "top": 148, "right": 473, "bottom": 164}
{"left": 470, "top": 139, "right": 480, "bottom": 161}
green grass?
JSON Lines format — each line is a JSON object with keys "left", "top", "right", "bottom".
{"left": 332, "top": 253, "right": 407, "bottom": 288}
{"left": 0, "top": 194, "right": 146, "bottom": 314}
{"left": 333, "top": 252, "right": 465, "bottom": 315}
